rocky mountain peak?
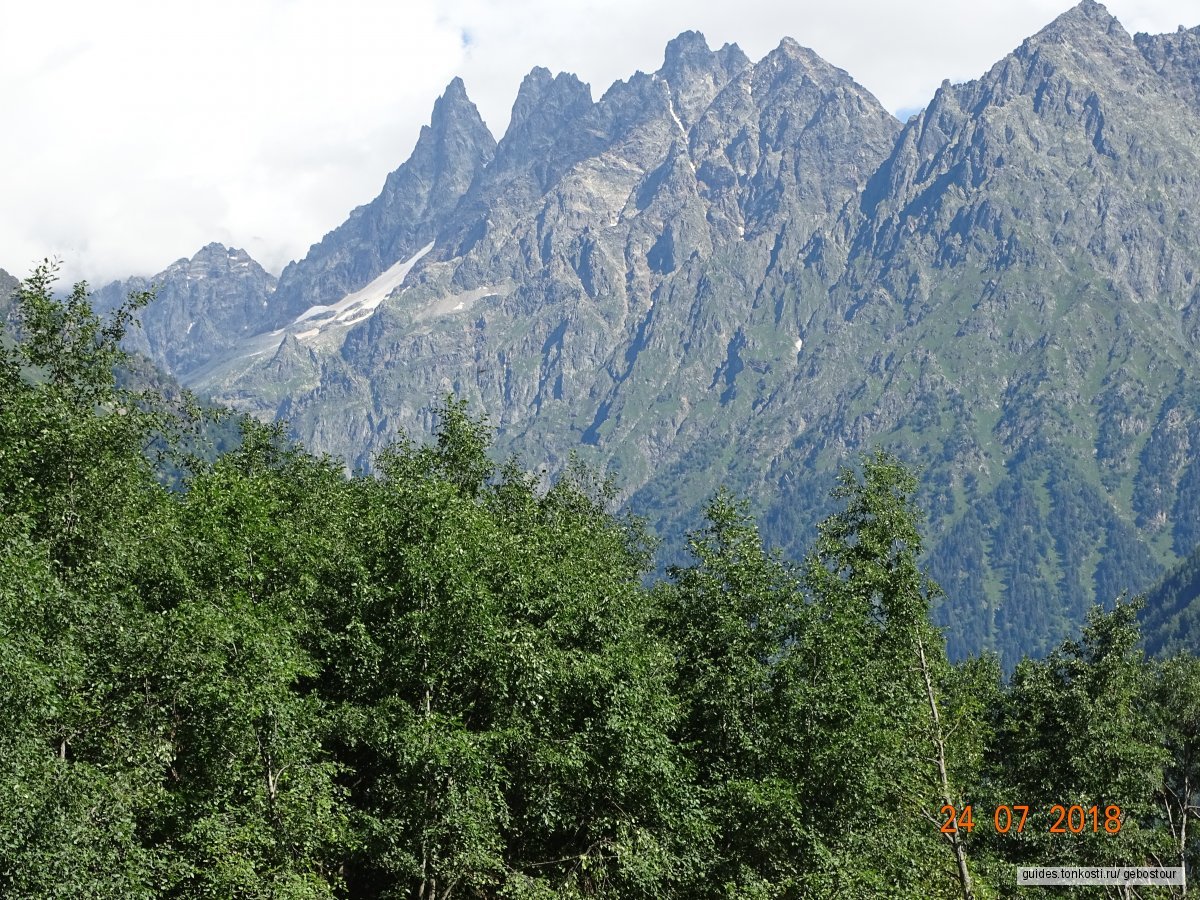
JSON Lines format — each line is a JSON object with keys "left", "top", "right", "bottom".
{"left": 194, "top": 242, "right": 252, "bottom": 263}
{"left": 400, "top": 77, "right": 495, "bottom": 192}
{"left": 508, "top": 67, "right": 592, "bottom": 132}
{"left": 754, "top": 36, "right": 851, "bottom": 91}
{"left": 405, "top": 77, "right": 495, "bottom": 171}
{"left": 475, "top": 66, "right": 595, "bottom": 200}
{"left": 1015, "top": 0, "right": 1139, "bottom": 76}
{"left": 850, "top": 0, "right": 1197, "bottom": 268}
{"left": 91, "top": 243, "right": 277, "bottom": 378}
{"left": 165, "top": 243, "right": 270, "bottom": 282}
{"left": 118, "top": 6, "right": 1200, "bottom": 667}
{"left": 425, "top": 77, "right": 493, "bottom": 144}
{"left": 266, "top": 75, "right": 495, "bottom": 326}
{"left": 438, "top": 75, "right": 471, "bottom": 105}
{"left": 662, "top": 30, "right": 710, "bottom": 66}
{"left": 657, "top": 31, "right": 750, "bottom": 129}
{"left": 194, "top": 241, "right": 232, "bottom": 257}
{"left": 769, "top": 36, "right": 812, "bottom": 61}
{"left": 1050, "top": 0, "right": 1119, "bottom": 30}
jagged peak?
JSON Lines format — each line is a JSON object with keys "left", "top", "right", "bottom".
{"left": 1027, "top": 0, "right": 1128, "bottom": 48}
{"left": 191, "top": 243, "right": 261, "bottom": 265}
{"left": 272, "top": 332, "right": 299, "bottom": 358}
{"left": 1133, "top": 19, "right": 1200, "bottom": 110}
{"left": 936, "top": 0, "right": 1154, "bottom": 113}
{"left": 774, "top": 36, "right": 805, "bottom": 56}
{"left": 432, "top": 76, "right": 479, "bottom": 118}
{"left": 749, "top": 36, "right": 874, "bottom": 105}
{"left": 1056, "top": 0, "right": 1118, "bottom": 26}
{"left": 659, "top": 30, "right": 749, "bottom": 81}
{"left": 759, "top": 36, "right": 836, "bottom": 73}
{"left": 718, "top": 42, "right": 751, "bottom": 69}
{"left": 508, "top": 66, "right": 591, "bottom": 129}
{"left": 380, "top": 75, "right": 495, "bottom": 200}
{"left": 1134, "top": 20, "right": 1200, "bottom": 48}
{"left": 427, "top": 76, "right": 494, "bottom": 144}
{"left": 161, "top": 243, "right": 222, "bottom": 271}
{"left": 653, "top": 31, "right": 751, "bottom": 130}
{"left": 663, "top": 31, "right": 712, "bottom": 67}
{"left": 155, "top": 244, "right": 272, "bottom": 284}
{"left": 268, "top": 332, "right": 316, "bottom": 368}
{"left": 442, "top": 75, "right": 469, "bottom": 99}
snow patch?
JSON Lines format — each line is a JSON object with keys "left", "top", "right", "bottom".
{"left": 794, "top": 338, "right": 804, "bottom": 353}
{"left": 415, "top": 285, "right": 509, "bottom": 322}
{"left": 667, "top": 98, "right": 686, "bottom": 135}
{"left": 293, "top": 242, "right": 434, "bottom": 327}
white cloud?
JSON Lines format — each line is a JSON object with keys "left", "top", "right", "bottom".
{"left": 0, "top": 0, "right": 1192, "bottom": 286}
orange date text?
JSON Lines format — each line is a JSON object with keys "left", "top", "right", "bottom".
{"left": 938, "top": 804, "right": 1124, "bottom": 835}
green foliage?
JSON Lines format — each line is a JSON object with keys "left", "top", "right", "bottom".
{"left": 658, "top": 490, "right": 810, "bottom": 894}
{"left": 0, "top": 263, "right": 1195, "bottom": 898}
{"left": 322, "top": 399, "right": 701, "bottom": 897}
{"left": 972, "top": 601, "right": 1171, "bottom": 897}
{"left": 0, "top": 263, "right": 347, "bottom": 897}
{"left": 796, "top": 453, "right": 963, "bottom": 897}
{"left": 1148, "top": 654, "right": 1200, "bottom": 883}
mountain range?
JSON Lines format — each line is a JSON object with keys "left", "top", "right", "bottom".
{"left": 85, "top": 0, "right": 1200, "bottom": 666}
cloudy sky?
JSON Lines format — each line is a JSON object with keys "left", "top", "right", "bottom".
{"left": 1, "top": 0, "right": 1192, "bottom": 286}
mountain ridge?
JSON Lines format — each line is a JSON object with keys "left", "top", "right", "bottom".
{"left": 93, "top": 1, "right": 1200, "bottom": 664}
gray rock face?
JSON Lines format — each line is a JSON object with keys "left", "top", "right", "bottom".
{"left": 1136, "top": 23, "right": 1200, "bottom": 112}
{"left": 269, "top": 79, "right": 496, "bottom": 326}
{"left": 247, "top": 30, "right": 900, "bottom": 483}
{"left": 0, "top": 268, "right": 18, "bottom": 325}
{"left": 92, "top": 244, "right": 277, "bottom": 377}
{"left": 114, "top": 2, "right": 1200, "bottom": 664}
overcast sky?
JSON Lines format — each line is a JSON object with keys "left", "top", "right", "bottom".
{"left": 1, "top": 0, "right": 1193, "bottom": 286}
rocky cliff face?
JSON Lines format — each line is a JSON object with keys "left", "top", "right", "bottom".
{"left": 0, "top": 268, "right": 18, "bottom": 325}
{"left": 111, "top": 1, "right": 1200, "bottom": 665}
{"left": 257, "top": 30, "right": 901, "bottom": 481}
{"left": 91, "top": 244, "right": 278, "bottom": 377}
{"left": 1136, "top": 22, "right": 1200, "bottom": 112}
{"left": 268, "top": 79, "right": 496, "bottom": 327}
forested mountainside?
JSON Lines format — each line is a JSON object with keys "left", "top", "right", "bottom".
{"left": 1141, "top": 542, "right": 1200, "bottom": 656}
{"left": 94, "top": 1, "right": 1200, "bottom": 666}
{"left": 6, "top": 259, "right": 1200, "bottom": 899}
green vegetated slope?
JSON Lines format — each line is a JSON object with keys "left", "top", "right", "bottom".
{"left": 624, "top": 2, "right": 1200, "bottom": 667}
{"left": 7, "top": 259, "right": 1200, "bottom": 899}
{"left": 1141, "top": 543, "right": 1200, "bottom": 656}
{"left": 802, "top": 2, "right": 1200, "bottom": 665}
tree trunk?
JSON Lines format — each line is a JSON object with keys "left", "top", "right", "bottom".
{"left": 917, "top": 630, "right": 975, "bottom": 900}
